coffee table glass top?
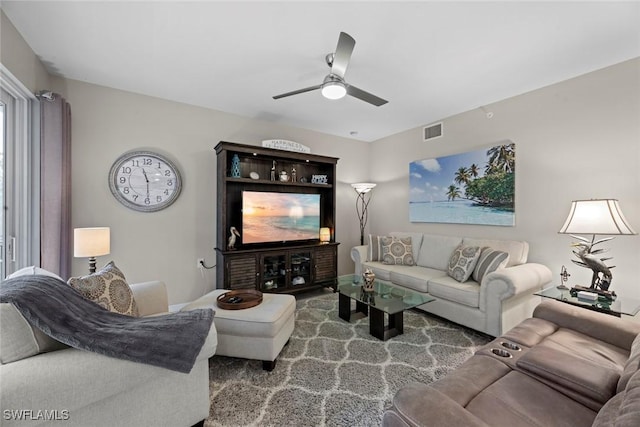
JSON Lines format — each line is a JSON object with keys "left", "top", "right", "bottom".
{"left": 337, "top": 275, "right": 434, "bottom": 315}
{"left": 535, "top": 286, "right": 640, "bottom": 317}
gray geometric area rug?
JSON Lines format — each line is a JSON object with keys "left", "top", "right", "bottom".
{"left": 205, "top": 291, "right": 491, "bottom": 427}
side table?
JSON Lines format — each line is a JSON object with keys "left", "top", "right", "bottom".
{"left": 535, "top": 286, "right": 640, "bottom": 318}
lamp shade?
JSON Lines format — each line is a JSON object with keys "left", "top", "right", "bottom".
{"left": 351, "top": 182, "right": 377, "bottom": 194}
{"left": 559, "top": 199, "right": 637, "bottom": 235}
{"left": 74, "top": 227, "right": 111, "bottom": 257}
{"left": 319, "top": 227, "right": 331, "bottom": 242}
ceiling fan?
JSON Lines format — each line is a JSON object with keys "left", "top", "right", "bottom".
{"left": 273, "top": 32, "right": 388, "bottom": 107}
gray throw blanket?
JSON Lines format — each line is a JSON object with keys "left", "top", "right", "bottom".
{"left": 0, "top": 275, "right": 214, "bottom": 373}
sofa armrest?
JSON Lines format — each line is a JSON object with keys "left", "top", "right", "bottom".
{"left": 384, "top": 383, "right": 490, "bottom": 427}
{"left": 482, "top": 263, "right": 552, "bottom": 304}
{"left": 533, "top": 299, "right": 640, "bottom": 350}
{"left": 130, "top": 281, "right": 169, "bottom": 316}
{"left": 350, "top": 245, "right": 368, "bottom": 276}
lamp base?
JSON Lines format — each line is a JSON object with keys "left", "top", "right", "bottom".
{"left": 570, "top": 285, "right": 616, "bottom": 301}
{"left": 88, "top": 257, "right": 97, "bottom": 274}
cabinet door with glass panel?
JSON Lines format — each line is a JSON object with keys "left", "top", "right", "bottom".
{"left": 290, "top": 251, "right": 312, "bottom": 289}
{"left": 261, "top": 253, "right": 287, "bottom": 292}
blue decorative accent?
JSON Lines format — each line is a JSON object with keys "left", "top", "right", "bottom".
{"left": 230, "top": 154, "right": 241, "bottom": 178}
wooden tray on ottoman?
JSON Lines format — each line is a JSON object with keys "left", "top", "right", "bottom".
{"left": 217, "top": 289, "right": 263, "bottom": 310}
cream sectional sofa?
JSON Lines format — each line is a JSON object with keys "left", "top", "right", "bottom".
{"left": 0, "top": 279, "right": 217, "bottom": 427}
{"left": 351, "top": 232, "right": 552, "bottom": 337}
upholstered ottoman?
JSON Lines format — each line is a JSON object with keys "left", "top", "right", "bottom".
{"left": 188, "top": 289, "right": 295, "bottom": 371}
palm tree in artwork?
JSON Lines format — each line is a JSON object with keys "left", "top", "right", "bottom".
{"left": 454, "top": 167, "right": 471, "bottom": 186}
{"left": 446, "top": 185, "right": 461, "bottom": 201}
{"left": 486, "top": 143, "right": 515, "bottom": 174}
{"left": 469, "top": 163, "right": 480, "bottom": 178}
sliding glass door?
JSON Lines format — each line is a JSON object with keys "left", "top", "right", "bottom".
{"left": 0, "top": 66, "right": 39, "bottom": 279}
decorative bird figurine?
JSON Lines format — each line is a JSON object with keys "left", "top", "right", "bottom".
{"left": 227, "top": 226, "right": 241, "bottom": 250}
{"left": 571, "top": 240, "right": 615, "bottom": 290}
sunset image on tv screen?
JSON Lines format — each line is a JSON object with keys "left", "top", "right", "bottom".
{"left": 242, "top": 191, "right": 320, "bottom": 244}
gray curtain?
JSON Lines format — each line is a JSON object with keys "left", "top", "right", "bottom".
{"left": 39, "top": 92, "right": 72, "bottom": 279}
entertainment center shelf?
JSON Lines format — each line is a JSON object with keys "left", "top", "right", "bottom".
{"left": 214, "top": 141, "right": 339, "bottom": 294}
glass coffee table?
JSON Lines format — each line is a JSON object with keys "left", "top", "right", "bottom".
{"left": 535, "top": 286, "right": 640, "bottom": 318}
{"left": 337, "top": 275, "right": 435, "bottom": 340}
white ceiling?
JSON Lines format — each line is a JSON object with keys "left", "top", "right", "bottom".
{"left": 3, "top": 1, "right": 640, "bottom": 142}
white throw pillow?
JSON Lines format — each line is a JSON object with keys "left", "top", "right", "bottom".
{"left": 7, "top": 266, "right": 63, "bottom": 281}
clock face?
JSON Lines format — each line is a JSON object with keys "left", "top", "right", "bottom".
{"left": 108, "top": 151, "right": 182, "bottom": 212}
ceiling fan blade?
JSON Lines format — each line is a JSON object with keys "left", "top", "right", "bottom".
{"left": 273, "top": 84, "right": 322, "bottom": 100}
{"left": 330, "top": 32, "right": 355, "bottom": 79}
{"left": 347, "top": 85, "right": 388, "bottom": 106}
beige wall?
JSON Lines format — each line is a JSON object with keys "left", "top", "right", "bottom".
{"left": 369, "top": 58, "right": 640, "bottom": 298}
{"left": 0, "top": 10, "right": 50, "bottom": 92}
{"left": 53, "top": 78, "right": 369, "bottom": 303}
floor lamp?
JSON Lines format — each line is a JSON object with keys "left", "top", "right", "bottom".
{"left": 351, "top": 183, "right": 376, "bottom": 245}
{"left": 74, "top": 227, "right": 111, "bottom": 274}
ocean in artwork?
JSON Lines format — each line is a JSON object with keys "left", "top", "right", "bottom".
{"left": 409, "top": 199, "right": 514, "bottom": 226}
{"left": 243, "top": 215, "right": 320, "bottom": 243}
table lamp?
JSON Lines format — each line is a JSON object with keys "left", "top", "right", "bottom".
{"left": 558, "top": 199, "right": 636, "bottom": 297}
{"left": 74, "top": 227, "right": 111, "bottom": 274}
{"left": 319, "top": 227, "right": 331, "bottom": 243}
{"left": 351, "top": 182, "right": 376, "bottom": 245}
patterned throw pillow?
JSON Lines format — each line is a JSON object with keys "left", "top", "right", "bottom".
{"left": 68, "top": 261, "right": 139, "bottom": 316}
{"left": 381, "top": 236, "right": 415, "bottom": 266}
{"left": 447, "top": 245, "right": 481, "bottom": 282}
{"left": 472, "top": 247, "right": 510, "bottom": 283}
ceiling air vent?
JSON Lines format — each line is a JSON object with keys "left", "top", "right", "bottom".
{"left": 423, "top": 123, "right": 443, "bottom": 141}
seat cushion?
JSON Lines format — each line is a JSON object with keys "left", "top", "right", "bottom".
{"left": 427, "top": 275, "right": 480, "bottom": 308}
{"left": 200, "top": 290, "right": 295, "bottom": 338}
{"left": 389, "top": 266, "right": 446, "bottom": 293}
{"left": 465, "top": 370, "right": 597, "bottom": 427}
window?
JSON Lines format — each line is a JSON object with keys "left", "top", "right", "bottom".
{"left": 0, "top": 65, "right": 39, "bottom": 278}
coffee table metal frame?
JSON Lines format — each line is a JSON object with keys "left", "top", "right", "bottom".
{"left": 337, "top": 275, "right": 435, "bottom": 340}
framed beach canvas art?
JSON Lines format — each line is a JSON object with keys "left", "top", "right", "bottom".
{"left": 409, "top": 142, "right": 515, "bottom": 226}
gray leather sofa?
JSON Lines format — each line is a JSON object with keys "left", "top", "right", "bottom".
{"left": 0, "top": 280, "right": 217, "bottom": 427}
{"left": 351, "top": 232, "right": 552, "bottom": 336}
{"left": 383, "top": 299, "right": 640, "bottom": 427}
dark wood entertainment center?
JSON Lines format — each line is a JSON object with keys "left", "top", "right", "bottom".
{"left": 214, "top": 141, "right": 339, "bottom": 294}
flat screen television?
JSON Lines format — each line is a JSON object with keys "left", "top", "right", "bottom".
{"left": 242, "top": 191, "right": 321, "bottom": 244}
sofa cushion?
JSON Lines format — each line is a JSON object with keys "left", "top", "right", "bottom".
{"left": 516, "top": 344, "right": 621, "bottom": 408}
{"left": 68, "top": 261, "right": 139, "bottom": 316}
{"left": 381, "top": 236, "right": 415, "bottom": 266}
{"left": 0, "top": 303, "right": 67, "bottom": 364}
{"left": 465, "top": 370, "right": 597, "bottom": 427}
{"left": 417, "top": 234, "right": 462, "bottom": 270}
{"left": 472, "top": 248, "right": 509, "bottom": 283}
{"left": 390, "top": 232, "right": 424, "bottom": 261}
{"left": 1, "top": 267, "right": 68, "bottom": 364}
{"left": 447, "top": 245, "right": 481, "bottom": 282}
{"left": 501, "top": 317, "right": 558, "bottom": 347}
{"left": 427, "top": 275, "right": 480, "bottom": 308}
{"left": 619, "top": 333, "right": 640, "bottom": 393}
{"left": 462, "top": 237, "right": 528, "bottom": 267}
{"left": 593, "top": 369, "right": 640, "bottom": 427}
{"left": 389, "top": 266, "right": 446, "bottom": 293}
{"left": 362, "top": 261, "right": 394, "bottom": 281}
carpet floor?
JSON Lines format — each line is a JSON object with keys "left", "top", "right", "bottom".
{"left": 205, "top": 290, "right": 491, "bottom": 427}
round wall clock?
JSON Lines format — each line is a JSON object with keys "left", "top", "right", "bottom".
{"left": 108, "top": 150, "right": 182, "bottom": 212}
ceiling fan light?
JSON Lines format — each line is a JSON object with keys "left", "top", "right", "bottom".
{"left": 321, "top": 81, "right": 347, "bottom": 100}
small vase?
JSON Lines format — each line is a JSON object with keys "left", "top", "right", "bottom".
{"left": 362, "top": 269, "right": 375, "bottom": 292}
{"left": 230, "top": 154, "right": 241, "bottom": 178}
